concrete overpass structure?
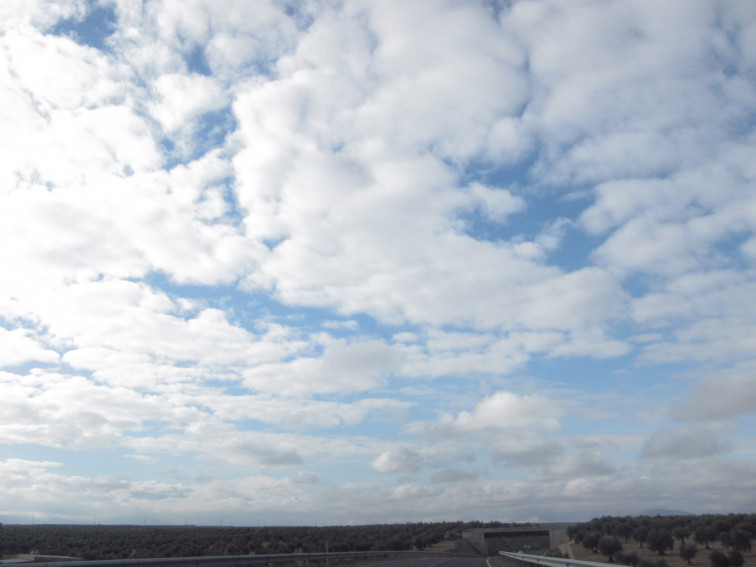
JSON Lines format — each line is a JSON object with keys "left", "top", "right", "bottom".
{"left": 462, "top": 524, "right": 574, "bottom": 555}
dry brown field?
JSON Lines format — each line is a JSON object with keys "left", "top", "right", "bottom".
{"left": 563, "top": 540, "right": 756, "bottom": 567}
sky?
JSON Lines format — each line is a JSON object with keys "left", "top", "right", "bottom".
{"left": 1, "top": 0, "right": 755, "bottom": 527}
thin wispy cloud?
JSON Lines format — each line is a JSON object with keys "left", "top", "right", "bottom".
{"left": 1, "top": 0, "right": 755, "bottom": 525}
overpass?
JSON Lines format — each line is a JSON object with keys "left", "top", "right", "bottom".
{"left": 462, "top": 524, "right": 574, "bottom": 555}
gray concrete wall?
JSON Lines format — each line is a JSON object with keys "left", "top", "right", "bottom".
{"left": 462, "top": 524, "right": 575, "bottom": 555}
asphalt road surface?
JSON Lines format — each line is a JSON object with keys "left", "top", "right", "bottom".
{"left": 356, "top": 556, "right": 511, "bottom": 567}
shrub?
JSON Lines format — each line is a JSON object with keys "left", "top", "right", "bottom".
{"left": 710, "top": 549, "right": 728, "bottom": 567}
{"left": 616, "top": 550, "right": 640, "bottom": 566}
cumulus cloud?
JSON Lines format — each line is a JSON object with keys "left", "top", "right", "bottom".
{"left": 243, "top": 339, "right": 404, "bottom": 396}
{"left": 185, "top": 392, "right": 412, "bottom": 430}
{"left": 641, "top": 428, "right": 731, "bottom": 461}
{"left": 228, "top": 439, "right": 304, "bottom": 467}
{"left": 467, "top": 182, "right": 526, "bottom": 222}
{"left": 491, "top": 436, "right": 564, "bottom": 468}
{"left": 0, "top": 370, "right": 180, "bottom": 448}
{"left": 547, "top": 450, "right": 616, "bottom": 478}
{"left": 0, "top": 0, "right": 755, "bottom": 524}
{"left": 633, "top": 271, "right": 756, "bottom": 364}
{"left": 371, "top": 447, "right": 424, "bottom": 474}
{"left": 431, "top": 467, "right": 479, "bottom": 484}
{"left": 0, "top": 328, "right": 60, "bottom": 367}
{"left": 426, "top": 391, "right": 562, "bottom": 437}
{"left": 676, "top": 361, "right": 756, "bottom": 421}
{"left": 148, "top": 73, "right": 227, "bottom": 132}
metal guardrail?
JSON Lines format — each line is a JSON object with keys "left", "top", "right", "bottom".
{"left": 498, "top": 551, "right": 611, "bottom": 567}
{"left": 23, "top": 550, "right": 474, "bottom": 567}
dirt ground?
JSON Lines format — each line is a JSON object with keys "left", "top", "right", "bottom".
{"left": 562, "top": 540, "right": 756, "bottom": 567}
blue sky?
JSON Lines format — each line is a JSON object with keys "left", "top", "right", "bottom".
{"left": 1, "top": 0, "right": 755, "bottom": 525}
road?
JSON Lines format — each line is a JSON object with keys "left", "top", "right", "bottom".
{"left": 356, "top": 556, "right": 511, "bottom": 567}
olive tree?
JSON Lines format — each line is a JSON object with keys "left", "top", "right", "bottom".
{"left": 695, "top": 527, "right": 716, "bottom": 550}
{"left": 647, "top": 530, "right": 674, "bottom": 556}
{"left": 674, "top": 527, "right": 691, "bottom": 545}
{"left": 730, "top": 529, "right": 752, "bottom": 552}
{"left": 583, "top": 532, "right": 601, "bottom": 554}
{"left": 727, "top": 550, "right": 744, "bottom": 567}
{"left": 680, "top": 542, "right": 698, "bottom": 565}
{"left": 599, "top": 536, "right": 623, "bottom": 563}
{"left": 634, "top": 527, "right": 650, "bottom": 548}
{"left": 709, "top": 550, "right": 728, "bottom": 567}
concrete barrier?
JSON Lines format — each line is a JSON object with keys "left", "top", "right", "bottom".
{"left": 499, "top": 551, "right": 612, "bottom": 567}
{"left": 25, "top": 550, "right": 474, "bottom": 567}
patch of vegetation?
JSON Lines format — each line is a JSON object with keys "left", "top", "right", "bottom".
{"left": 0, "top": 521, "right": 508, "bottom": 560}
{"left": 567, "top": 514, "right": 756, "bottom": 567}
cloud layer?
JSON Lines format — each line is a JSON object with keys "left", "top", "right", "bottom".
{"left": 1, "top": 0, "right": 755, "bottom": 524}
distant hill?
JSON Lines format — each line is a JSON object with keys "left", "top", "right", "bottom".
{"left": 640, "top": 508, "right": 692, "bottom": 516}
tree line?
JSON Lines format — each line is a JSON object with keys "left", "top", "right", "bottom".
{"left": 0, "top": 520, "right": 508, "bottom": 560}
{"left": 568, "top": 514, "right": 756, "bottom": 567}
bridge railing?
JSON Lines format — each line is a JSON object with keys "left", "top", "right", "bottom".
{"left": 499, "top": 551, "right": 611, "bottom": 567}
{"left": 23, "top": 550, "right": 475, "bottom": 567}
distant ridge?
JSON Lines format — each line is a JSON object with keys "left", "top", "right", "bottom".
{"left": 641, "top": 508, "right": 692, "bottom": 516}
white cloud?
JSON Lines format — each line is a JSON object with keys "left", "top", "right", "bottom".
{"left": 677, "top": 361, "right": 756, "bottom": 421}
{"left": 148, "top": 73, "right": 227, "bottom": 132}
{"left": 357, "top": 0, "right": 528, "bottom": 161}
{"left": 224, "top": 437, "right": 304, "bottom": 468}
{"left": 118, "top": 0, "right": 300, "bottom": 78}
{"left": 491, "top": 435, "right": 564, "bottom": 468}
{"left": 431, "top": 467, "right": 479, "bottom": 484}
{"left": 426, "top": 391, "right": 562, "bottom": 437}
{"left": 512, "top": 0, "right": 753, "bottom": 183}
{"left": 0, "top": 456, "right": 325, "bottom": 524}
{"left": 467, "top": 182, "right": 526, "bottom": 222}
{"left": 320, "top": 319, "right": 358, "bottom": 331}
{"left": 547, "top": 450, "right": 615, "bottom": 478}
{"left": 0, "top": 370, "right": 176, "bottom": 448}
{"left": 399, "top": 330, "right": 561, "bottom": 379}
{"left": 176, "top": 391, "right": 412, "bottom": 430}
{"left": 392, "top": 332, "right": 419, "bottom": 344}
{"left": 371, "top": 447, "right": 423, "bottom": 474}
{"left": 243, "top": 339, "right": 403, "bottom": 396}
{"left": 0, "top": 0, "right": 86, "bottom": 32}
{"left": 0, "top": 30, "right": 157, "bottom": 191}
{"left": 641, "top": 428, "right": 731, "bottom": 460}
{"left": 32, "top": 280, "right": 260, "bottom": 364}
{"left": 1, "top": 28, "right": 121, "bottom": 112}
{"left": 633, "top": 270, "right": 756, "bottom": 364}
{"left": 0, "top": 328, "right": 59, "bottom": 367}
{"left": 0, "top": 0, "right": 755, "bottom": 525}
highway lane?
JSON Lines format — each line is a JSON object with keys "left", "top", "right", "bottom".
{"left": 355, "top": 555, "right": 511, "bottom": 567}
